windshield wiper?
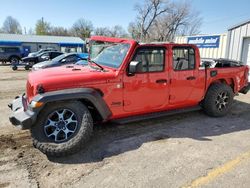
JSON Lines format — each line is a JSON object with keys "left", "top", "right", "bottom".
{"left": 88, "top": 60, "right": 104, "bottom": 71}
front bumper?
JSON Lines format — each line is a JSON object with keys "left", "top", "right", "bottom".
{"left": 9, "top": 95, "right": 36, "bottom": 130}
{"left": 239, "top": 83, "right": 250, "bottom": 94}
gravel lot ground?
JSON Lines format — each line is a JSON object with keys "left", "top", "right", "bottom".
{"left": 0, "top": 66, "right": 250, "bottom": 188}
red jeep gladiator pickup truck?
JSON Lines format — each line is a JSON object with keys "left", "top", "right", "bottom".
{"left": 9, "top": 36, "right": 250, "bottom": 156}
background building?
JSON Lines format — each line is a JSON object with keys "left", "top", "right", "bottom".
{"left": 0, "top": 34, "right": 86, "bottom": 56}
{"left": 175, "top": 19, "right": 250, "bottom": 68}
{"left": 175, "top": 33, "right": 228, "bottom": 59}
{"left": 226, "top": 20, "right": 250, "bottom": 66}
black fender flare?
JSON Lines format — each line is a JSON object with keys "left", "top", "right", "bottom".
{"left": 32, "top": 88, "right": 112, "bottom": 121}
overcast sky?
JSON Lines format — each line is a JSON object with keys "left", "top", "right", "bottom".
{"left": 0, "top": 0, "right": 249, "bottom": 35}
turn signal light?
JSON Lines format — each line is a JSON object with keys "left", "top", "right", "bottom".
{"left": 30, "top": 101, "right": 44, "bottom": 108}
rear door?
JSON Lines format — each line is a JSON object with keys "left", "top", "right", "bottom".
{"left": 169, "top": 46, "right": 202, "bottom": 105}
{"left": 123, "top": 46, "right": 169, "bottom": 112}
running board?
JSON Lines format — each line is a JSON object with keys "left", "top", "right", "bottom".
{"left": 112, "top": 106, "right": 201, "bottom": 124}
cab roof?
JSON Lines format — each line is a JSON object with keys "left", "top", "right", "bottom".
{"left": 90, "top": 36, "right": 137, "bottom": 44}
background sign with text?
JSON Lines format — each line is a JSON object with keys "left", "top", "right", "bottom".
{"left": 187, "top": 35, "right": 220, "bottom": 48}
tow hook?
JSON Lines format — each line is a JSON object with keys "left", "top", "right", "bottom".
{"left": 8, "top": 103, "right": 12, "bottom": 109}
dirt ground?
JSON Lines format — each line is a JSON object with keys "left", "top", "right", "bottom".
{"left": 0, "top": 65, "right": 250, "bottom": 188}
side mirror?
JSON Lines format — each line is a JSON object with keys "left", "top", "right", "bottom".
{"left": 128, "top": 61, "right": 141, "bottom": 75}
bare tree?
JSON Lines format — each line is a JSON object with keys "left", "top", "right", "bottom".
{"left": 128, "top": 22, "right": 141, "bottom": 40}
{"left": 94, "top": 27, "right": 110, "bottom": 36}
{"left": 27, "top": 28, "right": 35, "bottom": 35}
{"left": 129, "top": 0, "right": 202, "bottom": 42}
{"left": 109, "top": 25, "right": 128, "bottom": 38}
{"left": 2, "top": 16, "right": 22, "bottom": 34}
{"left": 177, "top": 9, "right": 202, "bottom": 36}
{"left": 94, "top": 25, "right": 128, "bottom": 38}
{"left": 71, "top": 18, "right": 93, "bottom": 39}
{"left": 50, "top": 26, "right": 70, "bottom": 36}
{"left": 131, "top": 0, "right": 169, "bottom": 41}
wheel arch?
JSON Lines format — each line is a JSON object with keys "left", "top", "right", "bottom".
{"left": 32, "top": 88, "right": 112, "bottom": 123}
{"left": 8, "top": 55, "right": 21, "bottom": 62}
{"left": 209, "top": 78, "right": 235, "bottom": 93}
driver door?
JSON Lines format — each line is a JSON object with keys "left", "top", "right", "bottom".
{"left": 123, "top": 47, "right": 169, "bottom": 112}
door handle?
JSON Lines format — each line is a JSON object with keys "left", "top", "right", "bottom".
{"left": 186, "top": 76, "right": 196, "bottom": 80}
{"left": 156, "top": 79, "right": 167, "bottom": 84}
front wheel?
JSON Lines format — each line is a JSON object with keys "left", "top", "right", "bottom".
{"left": 203, "top": 83, "right": 234, "bottom": 117}
{"left": 31, "top": 101, "right": 93, "bottom": 157}
{"left": 24, "top": 65, "right": 30, "bottom": 70}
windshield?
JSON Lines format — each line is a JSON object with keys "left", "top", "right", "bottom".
{"left": 90, "top": 41, "right": 130, "bottom": 68}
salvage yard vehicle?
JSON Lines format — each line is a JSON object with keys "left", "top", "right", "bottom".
{"left": 12, "top": 51, "right": 63, "bottom": 71}
{"left": 22, "top": 51, "right": 63, "bottom": 66}
{"left": 0, "top": 46, "right": 23, "bottom": 63}
{"left": 11, "top": 61, "right": 31, "bottom": 71}
{"left": 9, "top": 36, "right": 250, "bottom": 157}
{"left": 32, "top": 52, "right": 89, "bottom": 71}
{"left": 27, "top": 48, "right": 56, "bottom": 57}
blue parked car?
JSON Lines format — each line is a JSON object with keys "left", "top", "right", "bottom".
{"left": 32, "top": 53, "right": 88, "bottom": 71}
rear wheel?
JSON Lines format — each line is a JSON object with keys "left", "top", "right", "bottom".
{"left": 203, "top": 83, "right": 234, "bottom": 117}
{"left": 12, "top": 66, "right": 17, "bottom": 71}
{"left": 31, "top": 101, "right": 93, "bottom": 157}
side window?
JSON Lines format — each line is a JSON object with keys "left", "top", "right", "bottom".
{"left": 51, "top": 52, "right": 61, "bottom": 59}
{"left": 62, "top": 55, "right": 78, "bottom": 63}
{"left": 133, "top": 48, "right": 165, "bottom": 73}
{"left": 0, "top": 48, "right": 4, "bottom": 53}
{"left": 5, "top": 48, "right": 19, "bottom": 53}
{"left": 40, "top": 52, "right": 50, "bottom": 59}
{"left": 42, "top": 52, "right": 49, "bottom": 56}
{"left": 173, "top": 47, "right": 195, "bottom": 71}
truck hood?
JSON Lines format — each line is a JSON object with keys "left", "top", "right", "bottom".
{"left": 27, "top": 65, "right": 118, "bottom": 100}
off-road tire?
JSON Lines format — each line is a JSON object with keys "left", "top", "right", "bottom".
{"left": 203, "top": 83, "right": 234, "bottom": 117}
{"left": 31, "top": 101, "right": 93, "bottom": 157}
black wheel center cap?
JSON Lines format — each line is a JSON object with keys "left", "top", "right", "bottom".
{"left": 57, "top": 121, "right": 66, "bottom": 129}
{"left": 219, "top": 98, "right": 225, "bottom": 103}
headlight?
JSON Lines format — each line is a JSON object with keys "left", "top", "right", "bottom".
{"left": 30, "top": 101, "right": 44, "bottom": 108}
